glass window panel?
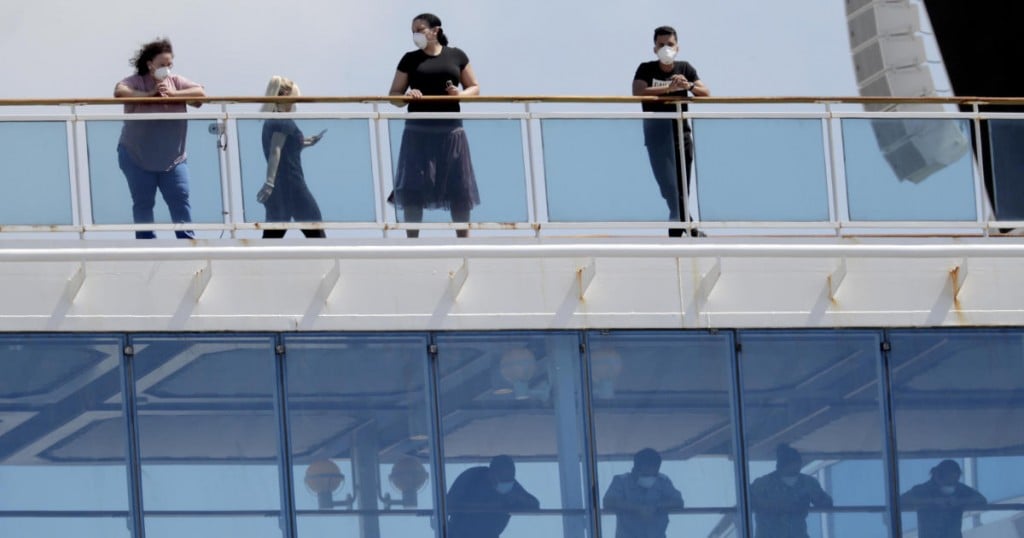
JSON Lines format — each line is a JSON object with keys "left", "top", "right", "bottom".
{"left": 435, "top": 332, "right": 591, "bottom": 538}
{"left": 889, "top": 330, "right": 1024, "bottom": 537}
{"left": 237, "top": 118, "right": 376, "bottom": 224}
{"left": 0, "top": 121, "right": 73, "bottom": 225}
{"left": 541, "top": 118, "right": 674, "bottom": 222}
{"left": 988, "top": 119, "right": 1024, "bottom": 220}
{"left": 738, "top": 330, "right": 891, "bottom": 538}
{"left": 587, "top": 331, "right": 740, "bottom": 538}
{"left": 283, "top": 334, "right": 437, "bottom": 538}
{"left": 86, "top": 119, "right": 224, "bottom": 230}
{"left": 0, "top": 335, "right": 130, "bottom": 538}
{"left": 388, "top": 119, "right": 527, "bottom": 225}
{"left": 842, "top": 119, "right": 976, "bottom": 221}
{"left": 694, "top": 119, "right": 830, "bottom": 221}
{"left": 131, "top": 335, "right": 283, "bottom": 538}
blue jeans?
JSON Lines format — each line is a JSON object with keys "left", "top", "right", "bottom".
{"left": 117, "top": 145, "right": 194, "bottom": 239}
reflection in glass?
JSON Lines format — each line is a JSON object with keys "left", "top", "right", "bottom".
{"left": 738, "top": 330, "right": 890, "bottom": 538}
{"left": 283, "top": 334, "right": 436, "bottom": 538}
{"left": 587, "top": 331, "right": 739, "bottom": 538}
{"left": 542, "top": 119, "right": 670, "bottom": 222}
{"left": 0, "top": 121, "right": 73, "bottom": 225}
{"left": 842, "top": 119, "right": 976, "bottom": 221}
{"left": 388, "top": 119, "right": 526, "bottom": 234}
{"left": 890, "top": 330, "right": 1024, "bottom": 537}
{"left": 0, "top": 335, "right": 130, "bottom": 538}
{"left": 436, "top": 333, "right": 589, "bottom": 538}
{"left": 693, "top": 119, "right": 829, "bottom": 221}
{"left": 131, "top": 335, "right": 283, "bottom": 538}
{"left": 237, "top": 118, "right": 376, "bottom": 225}
{"left": 86, "top": 119, "right": 224, "bottom": 230}
{"left": 988, "top": 119, "right": 1024, "bottom": 220}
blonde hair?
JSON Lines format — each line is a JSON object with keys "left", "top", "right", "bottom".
{"left": 262, "top": 75, "right": 301, "bottom": 113}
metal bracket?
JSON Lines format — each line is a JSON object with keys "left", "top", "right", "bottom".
{"left": 693, "top": 258, "right": 722, "bottom": 308}
{"left": 828, "top": 258, "right": 847, "bottom": 302}
{"left": 577, "top": 259, "right": 596, "bottom": 301}
{"left": 449, "top": 258, "right": 469, "bottom": 299}
{"left": 189, "top": 260, "right": 213, "bottom": 303}
{"left": 952, "top": 258, "right": 969, "bottom": 301}
{"left": 62, "top": 262, "right": 86, "bottom": 304}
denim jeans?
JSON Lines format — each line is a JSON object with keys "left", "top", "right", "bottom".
{"left": 117, "top": 145, "right": 194, "bottom": 239}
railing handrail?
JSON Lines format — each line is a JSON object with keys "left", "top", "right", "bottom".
{"left": 2, "top": 95, "right": 1024, "bottom": 107}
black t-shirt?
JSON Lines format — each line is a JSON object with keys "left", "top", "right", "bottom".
{"left": 397, "top": 46, "right": 470, "bottom": 113}
{"left": 262, "top": 118, "right": 304, "bottom": 185}
{"left": 633, "top": 60, "right": 700, "bottom": 113}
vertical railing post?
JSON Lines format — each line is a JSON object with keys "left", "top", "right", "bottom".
{"left": 824, "top": 103, "right": 843, "bottom": 237}
{"left": 217, "top": 104, "right": 237, "bottom": 238}
{"left": 372, "top": 103, "right": 391, "bottom": 238}
{"left": 970, "top": 102, "right": 990, "bottom": 236}
{"left": 69, "top": 105, "right": 88, "bottom": 239}
{"left": 675, "top": 102, "right": 691, "bottom": 235}
{"left": 524, "top": 103, "right": 543, "bottom": 237}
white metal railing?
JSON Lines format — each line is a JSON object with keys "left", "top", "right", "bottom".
{"left": 1, "top": 96, "right": 1022, "bottom": 239}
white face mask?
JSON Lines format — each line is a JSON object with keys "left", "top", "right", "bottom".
{"left": 637, "top": 476, "right": 657, "bottom": 488}
{"left": 781, "top": 476, "right": 799, "bottom": 487}
{"left": 152, "top": 66, "right": 171, "bottom": 81}
{"left": 495, "top": 481, "right": 515, "bottom": 494}
{"left": 412, "top": 32, "right": 429, "bottom": 50}
{"left": 940, "top": 485, "right": 956, "bottom": 495}
{"left": 656, "top": 46, "right": 677, "bottom": 65}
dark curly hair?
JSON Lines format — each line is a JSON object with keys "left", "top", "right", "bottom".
{"left": 130, "top": 38, "right": 174, "bottom": 76}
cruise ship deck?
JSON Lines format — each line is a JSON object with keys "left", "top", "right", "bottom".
{"left": 2, "top": 94, "right": 1024, "bottom": 538}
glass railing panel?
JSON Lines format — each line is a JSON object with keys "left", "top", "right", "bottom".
{"left": 541, "top": 118, "right": 675, "bottom": 222}
{"left": 0, "top": 334, "right": 130, "bottom": 538}
{"left": 237, "top": 118, "right": 376, "bottom": 228}
{"left": 694, "top": 118, "right": 830, "bottom": 221}
{"left": 85, "top": 118, "right": 224, "bottom": 235}
{"left": 388, "top": 119, "right": 527, "bottom": 227}
{"left": 841, "top": 118, "right": 977, "bottom": 221}
{"left": 988, "top": 119, "right": 1024, "bottom": 220}
{"left": 0, "top": 121, "right": 73, "bottom": 225}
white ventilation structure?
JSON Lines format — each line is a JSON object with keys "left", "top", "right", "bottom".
{"left": 847, "top": 0, "right": 970, "bottom": 183}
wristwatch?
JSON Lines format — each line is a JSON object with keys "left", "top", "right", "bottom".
{"left": 688, "top": 82, "right": 696, "bottom": 91}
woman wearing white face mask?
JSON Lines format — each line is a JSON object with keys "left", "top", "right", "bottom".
{"left": 900, "top": 460, "right": 987, "bottom": 538}
{"left": 387, "top": 12, "right": 481, "bottom": 238}
{"left": 114, "top": 38, "right": 206, "bottom": 239}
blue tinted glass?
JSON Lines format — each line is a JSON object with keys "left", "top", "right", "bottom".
{"left": 586, "top": 331, "right": 740, "bottom": 538}
{"left": 842, "top": 119, "right": 976, "bottom": 221}
{"left": 739, "top": 330, "right": 891, "bottom": 538}
{"left": 86, "top": 119, "right": 224, "bottom": 228}
{"left": 0, "top": 335, "right": 130, "bottom": 538}
{"left": 542, "top": 119, "right": 672, "bottom": 222}
{"left": 389, "top": 119, "right": 527, "bottom": 224}
{"left": 0, "top": 121, "right": 72, "bottom": 225}
{"left": 988, "top": 119, "right": 1024, "bottom": 220}
{"left": 131, "top": 335, "right": 283, "bottom": 538}
{"left": 237, "top": 118, "right": 376, "bottom": 224}
{"left": 889, "top": 330, "right": 1024, "bottom": 536}
{"left": 283, "top": 334, "right": 436, "bottom": 538}
{"left": 694, "top": 119, "right": 830, "bottom": 221}
{"left": 435, "top": 333, "right": 591, "bottom": 538}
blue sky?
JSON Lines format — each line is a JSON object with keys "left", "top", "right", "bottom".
{"left": 0, "top": 0, "right": 882, "bottom": 100}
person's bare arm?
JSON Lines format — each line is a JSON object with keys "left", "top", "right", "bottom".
{"left": 389, "top": 71, "right": 412, "bottom": 107}
{"left": 257, "top": 132, "right": 287, "bottom": 203}
{"left": 114, "top": 83, "right": 154, "bottom": 98}
{"left": 451, "top": 64, "right": 480, "bottom": 97}
{"left": 690, "top": 79, "right": 710, "bottom": 96}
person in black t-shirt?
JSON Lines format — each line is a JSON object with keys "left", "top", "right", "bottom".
{"left": 387, "top": 12, "right": 481, "bottom": 238}
{"left": 257, "top": 76, "right": 326, "bottom": 238}
{"left": 633, "top": 26, "right": 710, "bottom": 237}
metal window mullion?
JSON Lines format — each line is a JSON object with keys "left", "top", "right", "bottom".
{"left": 577, "top": 331, "right": 603, "bottom": 538}
{"left": 878, "top": 329, "right": 903, "bottom": 538}
{"left": 730, "top": 331, "right": 753, "bottom": 538}
{"left": 120, "top": 336, "right": 146, "bottom": 538}
{"left": 273, "top": 334, "right": 298, "bottom": 538}
{"left": 425, "top": 334, "right": 449, "bottom": 538}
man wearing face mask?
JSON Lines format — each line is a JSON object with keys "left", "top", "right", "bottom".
{"left": 603, "top": 448, "right": 684, "bottom": 538}
{"left": 633, "top": 26, "right": 710, "bottom": 237}
{"left": 900, "top": 460, "right": 987, "bottom": 538}
{"left": 749, "top": 445, "right": 833, "bottom": 538}
{"left": 446, "top": 455, "right": 540, "bottom": 538}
